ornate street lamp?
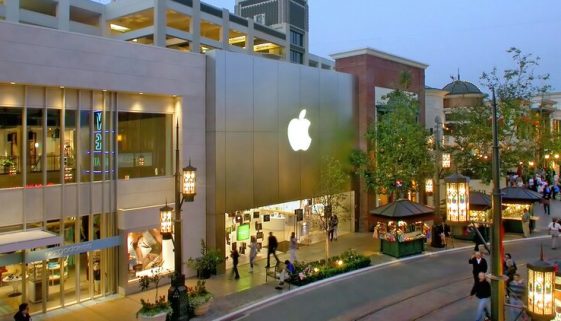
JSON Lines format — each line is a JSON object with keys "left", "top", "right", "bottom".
{"left": 160, "top": 203, "right": 173, "bottom": 239}
{"left": 442, "top": 153, "right": 451, "bottom": 169}
{"left": 527, "top": 248, "right": 555, "bottom": 321}
{"left": 445, "top": 173, "right": 469, "bottom": 223}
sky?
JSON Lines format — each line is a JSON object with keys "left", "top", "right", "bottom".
{"left": 100, "top": 0, "right": 561, "bottom": 92}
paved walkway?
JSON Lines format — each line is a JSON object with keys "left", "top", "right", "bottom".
{"left": 19, "top": 199, "right": 557, "bottom": 321}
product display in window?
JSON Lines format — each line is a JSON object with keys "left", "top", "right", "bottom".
{"left": 127, "top": 229, "right": 171, "bottom": 279}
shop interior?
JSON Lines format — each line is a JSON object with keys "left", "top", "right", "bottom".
{"left": 224, "top": 192, "right": 353, "bottom": 268}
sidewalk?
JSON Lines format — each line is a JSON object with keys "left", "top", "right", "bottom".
{"left": 26, "top": 199, "right": 556, "bottom": 321}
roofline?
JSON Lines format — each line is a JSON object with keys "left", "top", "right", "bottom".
{"left": 330, "top": 47, "right": 429, "bottom": 69}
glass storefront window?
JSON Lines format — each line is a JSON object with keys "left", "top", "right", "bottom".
{"left": 0, "top": 261, "right": 23, "bottom": 318}
{"left": 0, "top": 108, "right": 23, "bottom": 188}
{"left": 118, "top": 113, "right": 171, "bottom": 179}
{"left": 64, "top": 111, "right": 77, "bottom": 183}
{"left": 27, "top": 109, "right": 43, "bottom": 186}
{"left": 127, "top": 229, "right": 171, "bottom": 280}
{"left": 79, "top": 111, "right": 90, "bottom": 182}
{"left": 47, "top": 110, "right": 61, "bottom": 185}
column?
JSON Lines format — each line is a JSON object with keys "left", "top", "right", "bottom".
{"left": 246, "top": 19, "right": 254, "bottom": 55}
{"left": 221, "top": 9, "right": 229, "bottom": 50}
{"left": 190, "top": 0, "right": 201, "bottom": 53}
{"left": 5, "top": 0, "right": 20, "bottom": 22}
{"left": 56, "top": 0, "right": 70, "bottom": 31}
{"left": 153, "top": 0, "right": 167, "bottom": 47}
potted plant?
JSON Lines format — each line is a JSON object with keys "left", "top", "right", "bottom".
{"left": 188, "top": 280, "right": 213, "bottom": 316}
{"left": 187, "top": 239, "right": 225, "bottom": 279}
{"left": 1, "top": 159, "right": 14, "bottom": 174}
{"left": 136, "top": 274, "right": 171, "bottom": 321}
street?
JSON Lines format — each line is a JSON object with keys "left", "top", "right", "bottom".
{"left": 232, "top": 236, "right": 553, "bottom": 321}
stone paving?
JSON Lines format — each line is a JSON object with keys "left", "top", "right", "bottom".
{"left": 16, "top": 199, "right": 557, "bottom": 321}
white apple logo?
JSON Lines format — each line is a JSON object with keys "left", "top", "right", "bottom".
{"left": 288, "top": 109, "right": 312, "bottom": 151}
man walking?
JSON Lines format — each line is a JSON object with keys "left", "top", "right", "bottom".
{"left": 471, "top": 272, "right": 491, "bottom": 321}
{"left": 468, "top": 252, "right": 488, "bottom": 284}
{"left": 231, "top": 246, "right": 240, "bottom": 280}
{"left": 266, "top": 232, "right": 280, "bottom": 268}
{"left": 521, "top": 210, "right": 531, "bottom": 238}
{"left": 548, "top": 218, "right": 561, "bottom": 249}
{"left": 289, "top": 232, "right": 298, "bottom": 263}
{"left": 543, "top": 184, "right": 552, "bottom": 215}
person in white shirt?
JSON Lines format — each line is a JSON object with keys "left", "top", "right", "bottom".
{"left": 547, "top": 218, "right": 561, "bottom": 249}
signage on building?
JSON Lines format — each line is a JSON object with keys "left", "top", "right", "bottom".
{"left": 287, "top": 109, "right": 312, "bottom": 151}
{"left": 93, "top": 111, "right": 102, "bottom": 168}
{"left": 236, "top": 224, "right": 250, "bottom": 241}
{"left": 25, "top": 236, "right": 120, "bottom": 263}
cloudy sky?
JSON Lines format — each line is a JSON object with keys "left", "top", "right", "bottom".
{"left": 100, "top": 0, "right": 561, "bottom": 92}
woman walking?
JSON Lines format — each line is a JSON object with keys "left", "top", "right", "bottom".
{"left": 289, "top": 232, "right": 298, "bottom": 263}
{"left": 249, "top": 236, "right": 257, "bottom": 273}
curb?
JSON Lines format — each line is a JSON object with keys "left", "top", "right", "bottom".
{"left": 213, "top": 234, "right": 549, "bottom": 321}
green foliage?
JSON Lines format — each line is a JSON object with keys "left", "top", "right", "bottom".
{"left": 0, "top": 159, "right": 14, "bottom": 167}
{"left": 448, "top": 47, "right": 553, "bottom": 182}
{"left": 186, "top": 239, "right": 225, "bottom": 278}
{"left": 352, "top": 90, "right": 434, "bottom": 198}
{"left": 136, "top": 274, "right": 171, "bottom": 318}
{"left": 289, "top": 249, "right": 371, "bottom": 286}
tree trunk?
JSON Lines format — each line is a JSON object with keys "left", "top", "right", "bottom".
{"left": 325, "top": 230, "right": 331, "bottom": 259}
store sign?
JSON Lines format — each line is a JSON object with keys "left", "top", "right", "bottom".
{"left": 237, "top": 224, "right": 250, "bottom": 241}
{"left": 25, "top": 236, "right": 120, "bottom": 263}
{"left": 287, "top": 109, "right": 312, "bottom": 151}
{"left": 93, "top": 111, "right": 102, "bottom": 167}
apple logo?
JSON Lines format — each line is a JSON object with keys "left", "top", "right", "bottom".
{"left": 288, "top": 109, "right": 312, "bottom": 151}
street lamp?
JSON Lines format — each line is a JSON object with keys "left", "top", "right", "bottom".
{"left": 444, "top": 173, "right": 470, "bottom": 223}
{"left": 527, "top": 248, "right": 555, "bottom": 321}
{"left": 160, "top": 203, "right": 173, "bottom": 238}
{"left": 425, "top": 179, "right": 433, "bottom": 194}
{"left": 163, "top": 121, "right": 197, "bottom": 321}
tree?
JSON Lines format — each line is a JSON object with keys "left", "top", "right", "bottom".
{"left": 447, "top": 48, "right": 552, "bottom": 182}
{"left": 351, "top": 90, "right": 434, "bottom": 200}
{"left": 312, "top": 156, "right": 348, "bottom": 259}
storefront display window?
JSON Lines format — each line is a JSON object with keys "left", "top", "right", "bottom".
{"left": 0, "top": 108, "right": 23, "bottom": 188}
{"left": 26, "top": 109, "right": 43, "bottom": 186}
{"left": 64, "top": 111, "right": 77, "bottom": 183}
{"left": 79, "top": 110, "right": 90, "bottom": 182}
{"left": 46, "top": 110, "right": 61, "bottom": 184}
{"left": 127, "top": 229, "right": 172, "bottom": 280}
{"left": 118, "top": 112, "right": 171, "bottom": 179}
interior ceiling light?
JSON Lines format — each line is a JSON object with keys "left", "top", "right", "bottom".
{"left": 110, "top": 24, "right": 130, "bottom": 32}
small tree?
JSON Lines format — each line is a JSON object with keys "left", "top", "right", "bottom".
{"left": 312, "top": 156, "right": 348, "bottom": 259}
{"left": 352, "top": 90, "right": 434, "bottom": 200}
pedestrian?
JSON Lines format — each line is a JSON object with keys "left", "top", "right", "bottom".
{"left": 332, "top": 214, "right": 339, "bottom": 240}
{"left": 528, "top": 177, "right": 534, "bottom": 191}
{"left": 328, "top": 216, "right": 335, "bottom": 242}
{"left": 266, "top": 232, "right": 280, "bottom": 268}
{"left": 13, "top": 303, "right": 31, "bottom": 321}
{"left": 468, "top": 251, "right": 488, "bottom": 284}
{"left": 249, "top": 236, "right": 257, "bottom": 273}
{"left": 543, "top": 184, "right": 552, "bottom": 215}
{"left": 507, "top": 274, "right": 527, "bottom": 321}
{"left": 554, "top": 183, "right": 560, "bottom": 200}
{"left": 231, "top": 246, "right": 240, "bottom": 279}
{"left": 275, "top": 260, "right": 296, "bottom": 290}
{"left": 547, "top": 218, "right": 561, "bottom": 249}
{"left": 521, "top": 210, "right": 531, "bottom": 238}
{"left": 289, "top": 232, "right": 298, "bottom": 263}
{"left": 470, "top": 272, "right": 491, "bottom": 321}
{"left": 503, "top": 259, "right": 516, "bottom": 288}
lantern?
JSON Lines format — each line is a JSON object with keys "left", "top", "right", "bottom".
{"left": 445, "top": 173, "right": 469, "bottom": 223}
{"left": 442, "top": 153, "right": 451, "bottom": 169}
{"left": 527, "top": 249, "right": 555, "bottom": 321}
{"left": 182, "top": 160, "right": 197, "bottom": 202}
{"left": 160, "top": 203, "right": 174, "bottom": 238}
{"left": 425, "top": 179, "right": 433, "bottom": 194}
{"left": 545, "top": 154, "right": 551, "bottom": 160}
{"left": 529, "top": 161, "right": 535, "bottom": 167}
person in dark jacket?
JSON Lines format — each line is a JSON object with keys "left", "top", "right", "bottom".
{"left": 231, "top": 247, "right": 240, "bottom": 280}
{"left": 471, "top": 272, "right": 491, "bottom": 321}
{"left": 14, "top": 303, "right": 31, "bottom": 321}
{"left": 469, "top": 251, "right": 488, "bottom": 284}
{"left": 266, "top": 232, "right": 280, "bottom": 268}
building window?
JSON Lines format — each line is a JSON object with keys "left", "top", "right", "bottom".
{"left": 117, "top": 112, "right": 171, "bottom": 179}
{"left": 27, "top": 109, "right": 43, "bottom": 186}
{"left": 128, "top": 229, "right": 172, "bottom": 280}
{"left": 254, "top": 13, "right": 265, "bottom": 25}
{"left": 0, "top": 108, "right": 23, "bottom": 188}
{"left": 290, "top": 50, "right": 303, "bottom": 64}
{"left": 553, "top": 120, "right": 561, "bottom": 134}
{"left": 290, "top": 30, "right": 303, "bottom": 47}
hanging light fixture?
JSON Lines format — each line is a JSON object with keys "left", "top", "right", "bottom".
{"left": 527, "top": 247, "right": 555, "bottom": 321}
{"left": 425, "top": 179, "right": 433, "bottom": 194}
{"left": 160, "top": 203, "right": 174, "bottom": 239}
{"left": 445, "top": 173, "right": 470, "bottom": 223}
{"left": 442, "top": 153, "right": 451, "bottom": 169}
{"left": 182, "top": 160, "right": 197, "bottom": 202}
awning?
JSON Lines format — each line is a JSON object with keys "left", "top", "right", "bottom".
{"left": 501, "top": 187, "right": 543, "bottom": 203}
{"left": 0, "top": 230, "right": 62, "bottom": 254}
{"left": 370, "top": 199, "right": 435, "bottom": 218}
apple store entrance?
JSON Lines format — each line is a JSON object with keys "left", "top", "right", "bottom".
{"left": 224, "top": 191, "right": 354, "bottom": 268}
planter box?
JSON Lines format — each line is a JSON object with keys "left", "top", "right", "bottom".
{"left": 503, "top": 218, "right": 536, "bottom": 234}
{"left": 138, "top": 312, "right": 168, "bottom": 321}
{"left": 381, "top": 238, "right": 424, "bottom": 258}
